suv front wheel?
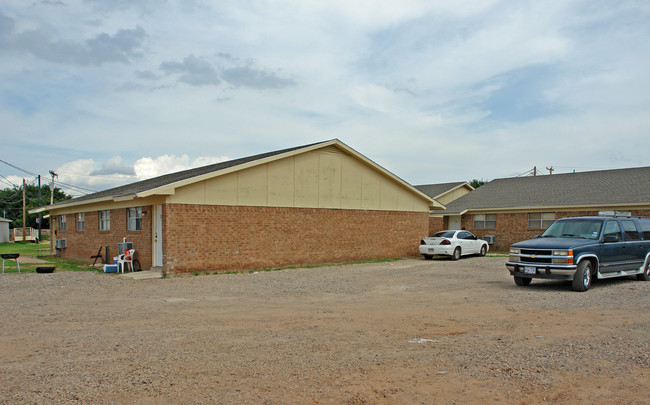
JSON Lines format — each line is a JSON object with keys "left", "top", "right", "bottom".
{"left": 637, "top": 258, "right": 650, "bottom": 281}
{"left": 572, "top": 260, "right": 592, "bottom": 292}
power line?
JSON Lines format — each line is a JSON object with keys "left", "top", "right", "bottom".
{"left": 54, "top": 180, "right": 96, "bottom": 195}
{"left": 0, "top": 159, "right": 38, "bottom": 177}
{"left": 0, "top": 175, "right": 19, "bottom": 188}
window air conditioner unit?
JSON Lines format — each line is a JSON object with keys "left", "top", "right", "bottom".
{"left": 55, "top": 239, "right": 67, "bottom": 249}
{"left": 483, "top": 235, "right": 495, "bottom": 244}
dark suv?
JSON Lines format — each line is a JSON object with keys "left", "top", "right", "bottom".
{"left": 506, "top": 216, "right": 650, "bottom": 291}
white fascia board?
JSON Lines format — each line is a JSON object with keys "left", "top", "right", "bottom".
{"left": 460, "top": 202, "right": 650, "bottom": 214}
{"left": 113, "top": 195, "right": 137, "bottom": 202}
{"left": 28, "top": 196, "right": 114, "bottom": 214}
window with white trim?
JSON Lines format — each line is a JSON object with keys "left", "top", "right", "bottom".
{"left": 76, "top": 213, "right": 85, "bottom": 231}
{"left": 99, "top": 210, "right": 110, "bottom": 231}
{"left": 528, "top": 212, "right": 555, "bottom": 229}
{"left": 473, "top": 214, "right": 496, "bottom": 229}
{"left": 60, "top": 214, "right": 66, "bottom": 231}
{"left": 127, "top": 207, "right": 142, "bottom": 231}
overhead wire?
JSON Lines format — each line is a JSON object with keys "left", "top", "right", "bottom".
{"left": 1, "top": 158, "right": 98, "bottom": 196}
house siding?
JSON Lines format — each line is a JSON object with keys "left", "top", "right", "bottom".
{"left": 163, "top": 204, "right": 428, "bottom": 273}
{"left": 55, "top": 207, "right": 153, "bottom": 268}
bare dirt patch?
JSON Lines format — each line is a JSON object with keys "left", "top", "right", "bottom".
{"left": 1, "top": 257, "right": 648, "bottom": 404}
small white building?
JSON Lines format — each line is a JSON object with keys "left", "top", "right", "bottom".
{"left": 0, "top": 218, "right": 11, "bottom": 243}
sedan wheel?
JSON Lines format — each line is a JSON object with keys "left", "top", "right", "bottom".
{"left": 451, "top": 247, "right": 461, "bottom": 261}
{"left": 479, "top": 245, "right": 487, "bottom": 257}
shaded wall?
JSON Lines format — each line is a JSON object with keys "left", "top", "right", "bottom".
{"left": 164, "top": 204, "right": 429, "bottom": 273}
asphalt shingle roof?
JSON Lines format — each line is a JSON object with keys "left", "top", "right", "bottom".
{"left": 443, "top": 166, "right": 650, "bottom": 214}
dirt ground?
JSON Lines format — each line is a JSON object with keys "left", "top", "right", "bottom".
{"left": 1, "top": 256, "right": 648, "bottom": 404}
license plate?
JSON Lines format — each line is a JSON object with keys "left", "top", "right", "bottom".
{"left": 524, "top": 266, "right": 536, "bottom": 275}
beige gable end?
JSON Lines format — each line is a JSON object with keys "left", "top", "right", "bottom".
{"left": 168, "top": 147, "right": 431, "bottom": 212}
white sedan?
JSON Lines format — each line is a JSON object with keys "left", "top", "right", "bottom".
{"left": 419, "top": 230, "right": 489, "bottom": 260}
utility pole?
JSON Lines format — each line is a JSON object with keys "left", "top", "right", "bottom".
{"left": 546, "top": 166, "right": 554, "bottom": 175}
{"left": 22, "top": 178, "right": 26, "bottom": 243}
{"left": 38, "top": 175, "right": 42, "bottom": 242}
{"left": 49, "top": 170, "right": 58, "bottom": 255}
{"left": 533, "top": 166, "right": 537, "bottom": 176}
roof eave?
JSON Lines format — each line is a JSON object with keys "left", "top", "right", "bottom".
{"left": 452, "top": 202, "right": 650, "bottom": 214}
{"left": 29, "top": 196, "right": 116, "bottom": 214}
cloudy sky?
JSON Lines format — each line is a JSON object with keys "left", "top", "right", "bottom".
{"left": 1, "top": 0, "right": 649, "bottom": 196}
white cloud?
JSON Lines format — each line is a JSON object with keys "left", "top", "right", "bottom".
{"left": 0, "top": 0, "right": 649, "bottom": 192}
{"left": 49, "top": 154, "right": 231, "bottom": 196}
{"left": 133, "top": 154, "right": 231, "bottom": 180}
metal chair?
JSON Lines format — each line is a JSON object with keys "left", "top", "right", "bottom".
{"left": 90, "top": 247, "right": 104, "bottom": 267}
{"left": 1, "top": 253, "right": 21, "bottom": 273}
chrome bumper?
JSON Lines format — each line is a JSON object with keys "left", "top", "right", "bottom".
{"left": 506, "top": 261, "right": 577, "bottom": 280}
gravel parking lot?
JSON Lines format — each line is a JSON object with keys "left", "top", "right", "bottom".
{"left": 1, "top": 256, "right": 648, "bottom": 404}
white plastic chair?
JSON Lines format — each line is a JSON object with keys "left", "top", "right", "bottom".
{"left": 118, "top": 249, "right": 135, "bottom": 273}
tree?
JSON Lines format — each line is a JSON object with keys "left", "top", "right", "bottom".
{"left": 0, "top": 184, "right": 72, "bottom": 229}
{"left": 469, "top": 179, "right": 486, "bottom": 189}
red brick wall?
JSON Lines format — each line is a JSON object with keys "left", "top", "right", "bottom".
{"left": 427, "top": 217, "right": 444, "bottom": 236}
{"left": 463, "top": 209, "right": 650, "bottom": 252}
{"left": 163, "top": 204, "right": 429, "bottom": 273}
{"left": 55, "top": 207, "right": 153, "bottom": 268}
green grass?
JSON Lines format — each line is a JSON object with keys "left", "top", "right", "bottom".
{"left": 0, "top": 241, "right": 94, "bottom": 274}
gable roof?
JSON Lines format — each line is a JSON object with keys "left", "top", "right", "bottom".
{"left": 443, "top": 166, "right": 650, "bottom": 214}
{"left": 35, "top": 139, "right": 440, "bottom": 212}
{"left": 415, "top": 182, "right": 473, "bottom": 200}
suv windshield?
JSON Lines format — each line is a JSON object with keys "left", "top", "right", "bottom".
{"left": 541, "top": 219, "right": 603, "bottom": 240}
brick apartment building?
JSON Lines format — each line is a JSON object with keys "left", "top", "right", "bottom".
{"left": 35, "top": 140, "right": 442, "bottom": 274}
{"left": 417, "top": 166, "right": 650, "bottom": 251}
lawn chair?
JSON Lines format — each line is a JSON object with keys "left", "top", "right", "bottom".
{"left": 117, "top": 249, "right": 135, "bottom": 273}
{"left": 90, "top": 247, "right": 104, "bottom": 267}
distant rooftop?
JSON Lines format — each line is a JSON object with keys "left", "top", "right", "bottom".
{"left": 443, "top": 166, "right": 650, "bottom": 214}
{"left": 414, "top": 182, "right": 471, "bottom": 199}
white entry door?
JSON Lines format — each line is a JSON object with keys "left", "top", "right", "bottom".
{"left": 153, "top": 205, "right": 163, "bottom": 267}
{"left": 449, "top": 215, "right": 462, "bottom": 230}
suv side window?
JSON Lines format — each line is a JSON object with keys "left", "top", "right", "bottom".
{"left": 639, "top": 219, "right": 650, "bottom": 240}
{"left": 621, "top": 220, "right": 640, "bottom": 241}
{"left": 603, "top": 220, "right": 623, "bottom": 242}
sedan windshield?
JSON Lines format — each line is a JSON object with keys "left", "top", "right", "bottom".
{"left": 541, "top": 219, "right": 603, "bottom": 240}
